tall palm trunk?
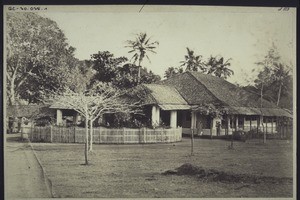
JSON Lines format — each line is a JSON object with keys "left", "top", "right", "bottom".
{"left": 138, "top": 66, "right": 141, "bottom": 84}
{"left": 137, "top": 58, "right": 142, "bottom": 84}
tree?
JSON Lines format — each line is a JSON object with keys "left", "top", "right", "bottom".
{"left": 254, "top": 44, "right": 293, "bottom": 110}
{"left": 112, "top": 63, "right": 139, "bottom": 89}
{"left": 113, "top": 64, "right": 161, "bottom": 89}
{"left": 164, "top": 67, "right": 183, "bottom": 78}
{"left": 206, "top": 56, "right": 234, "bottom": 79}
{"left": 6, "top": 12, "right": 83, "bottom": 105}
{"left": 125, "top": 32, "right": 159, "bottom": 83}
{"left": 270, "top": 63, "right": 292, "bottom": 106}
{"left": 50, "top": 82, "right": 139, "bottom": 165}
{"left": 89, "top": 58, "right": 161, "bottom": 89}
{"left": 140, "top": 68, "right": 161, "bottom": 84}
{"left": 180, "top": 48, "right": 206, "bottom": 72}
{"left": 90, "top": 51, "right": 128, "bottom": 85}
{"left": 254, "top": 45, "right": 281, "bottom": 143}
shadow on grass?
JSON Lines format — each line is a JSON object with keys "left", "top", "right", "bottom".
{"left": 80, "top": 163, "right": 95, "bottom": 166}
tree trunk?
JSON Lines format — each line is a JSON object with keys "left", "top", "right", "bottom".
{"left": 191, "top": 128, "right": 194, "bottom": 156}
{"left": 262, "top": 116, "right": 266, "bottom": 143}
{"left": 84, "top": 114, "right": 89, "bottom": 165}
{"left": 210, "top": 118, "right": 213, "bottom": 139}
{"left": 230, "top": 133, "right": 234, "bottom": 148}
{"left": 260, "top": 83, "right": 266, "bottom": 144}
{"left": 138, "top": 65, "right": 141, "bottom": 84}
{"left": 276, "top": 83, "right": 282, "bottom": 106}
{"left": 89, "top": 120, "right": 93, "bottom": 151}
{"left": 8, "top": 78, "right": 16, "bottom": 105}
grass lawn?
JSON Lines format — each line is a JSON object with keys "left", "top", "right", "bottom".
{"left": 32, "top": 137, "right": 293, "bottom": 198}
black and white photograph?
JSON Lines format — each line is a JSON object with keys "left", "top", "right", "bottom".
{"left": 3, "top": 4, "right": 296, "bottom": 199}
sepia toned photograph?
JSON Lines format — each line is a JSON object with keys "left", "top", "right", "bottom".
{"left": 3, "top": 5, "right": 296, "bottom": 199}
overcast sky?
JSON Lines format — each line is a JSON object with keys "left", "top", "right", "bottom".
{"left": 39, "top": 5, "right": 296, "bottom": 86}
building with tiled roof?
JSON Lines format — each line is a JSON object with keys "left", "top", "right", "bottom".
{"left": 137, "top": 71, "right": 292, "bottom": 136}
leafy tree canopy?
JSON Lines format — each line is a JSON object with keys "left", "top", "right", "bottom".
{"left": 164, "top": 48, "right": 234, "bottom": 80}
{"left": 89, "top": 51, "right": 161, "bottom": 89}
{"left": 180, "top": 48, "right": 206, "bottom": 72}
{"left": 6, "top": 12, "right": 89, "bottom": 105}
{"left": 254, "top": 44, "right": 293, "bottom": 109}
{"left": 206, "top": 55, "right": 234, "bottom": 79}
{"left": 164, "top": 67, "right": 183, "bottom": 79}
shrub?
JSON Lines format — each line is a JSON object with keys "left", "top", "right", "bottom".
{"left": 245, "top": 129, "right": 264, "bottom": 139}
{"left": 232, "top": 130, "right": 246, "bottom": 141}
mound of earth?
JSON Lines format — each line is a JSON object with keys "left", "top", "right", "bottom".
{"left": 162, "top": 163, "right": 292, "bottom": 184}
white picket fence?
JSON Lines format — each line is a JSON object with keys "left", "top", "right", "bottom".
{"left": 23, "top": 126, "right": 182, "bottom": 144}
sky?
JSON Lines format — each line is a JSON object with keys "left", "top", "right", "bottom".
{"left": 39, "top": 5, "right": 296, "bottom": 86}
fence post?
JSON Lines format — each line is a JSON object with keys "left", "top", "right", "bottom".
{"left": 50, "top": 125, "right": 53, "bottom": 143}
{"left": 68, "top": 127, "right": 70, "bottom": 143}
{"left": 138, "top": 127, "right": 142, "bottom": 143}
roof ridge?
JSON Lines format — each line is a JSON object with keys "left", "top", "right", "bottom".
{"left": 186, "top": 71, "right": 227, "bottom": 106}
{"left": 159, "top": 75, "right": 191, "bottom": 105}
{"left": 188, "top": 71, "right": 281, "bottom": 109}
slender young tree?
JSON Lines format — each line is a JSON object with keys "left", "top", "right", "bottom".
{"left": 253, "top": 45, "right": 293, "bottom": 110}
{"left": 255, "top": 46, "right": 279, "bottom": 143}
{"left": 50, "top": 82, "right": 140, "bottom": 164}
{"left": 125, "top": 33, "right": 159, "bottom": 83}
{"left": 271, "top": 63, "right": 292, "bottom": 106}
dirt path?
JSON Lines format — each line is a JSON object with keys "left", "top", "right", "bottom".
{"left": 5, "top": 134, "right": 52, "bottom": 199}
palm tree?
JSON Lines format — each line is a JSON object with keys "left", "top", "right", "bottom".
{"left": 164, "top": 66, "right": 183, "bottom": 78}
{"left": 125, "top": 33, "right": 159, "bottom": 83}
{"left": 180, "top": 47, "right": 206, "bottom": 72}
{"left": 206, "top": 55, "right": 234, "bottom": 79}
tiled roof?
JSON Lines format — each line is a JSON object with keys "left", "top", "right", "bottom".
{"left": 159, "top": 71, "right": 292, "bottom": 117}
{"left": 143, "top": 84, "right": 188, "bottom": 105}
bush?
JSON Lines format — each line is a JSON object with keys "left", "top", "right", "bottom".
{"left": 232, "top": 130, "right": 246, "bottom": 141}
{"left": 35, "top": 116, "right": 54, "bottom": 127}
{"left": 245, "top": 129, "right": 264, "bottom": 139}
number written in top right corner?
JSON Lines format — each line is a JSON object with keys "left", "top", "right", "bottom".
{"left": 278, "top": 7, "right": 290, "bottom": 11}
